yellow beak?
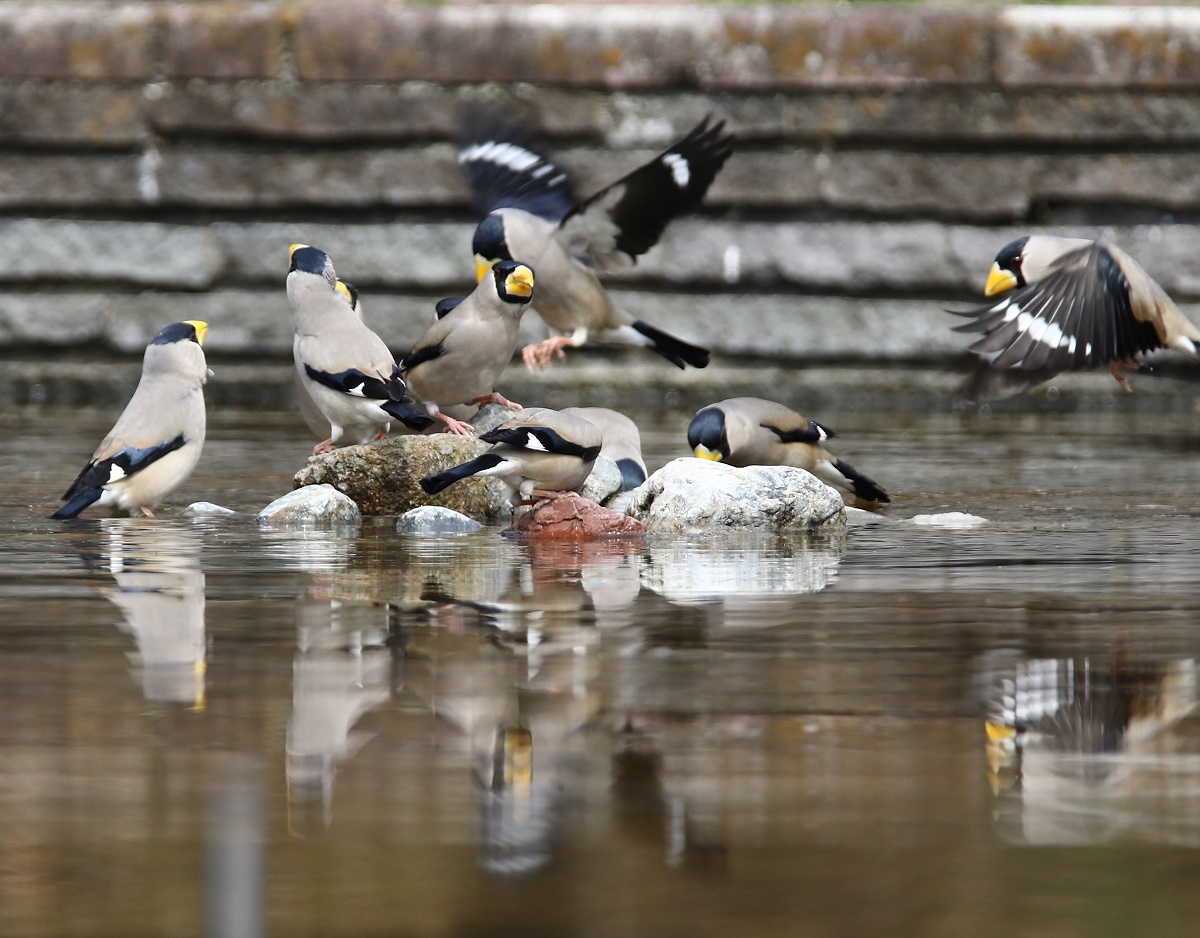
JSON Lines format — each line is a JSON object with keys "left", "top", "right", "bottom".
{"left": 475, "top": 254, "right": 498, "bottom": 283}
{"left": 984, "top": 262, "right": 1018, "bottom": 297}
{"left": 693, "top": 444, "right": 723, "bottom": 461}
{"left": 504, "top": 265, "right": 534, "bottom": 298}
{"left": 334, "top": 280, "right": 355, "bottom": 307}
{"left": 185, "top": 320, "right": 208, "bottom": 346}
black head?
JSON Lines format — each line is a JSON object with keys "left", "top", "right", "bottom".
{"left": 151, "top": 320, "right": 207, "bottom": 347}
{"left": 492, "top": 260, "right": 535, "bottom": 305}
{"left": 435, "top": 296, "right": 464, "bottom": 320}
{"left": 288, "top": 243, "right": 338, "bottom": 288}
{"left": 472, "top": 213, "right": 512, "bottom": 263}
{"left": 687, "top": 406, "right": 729, "bottom": 461}
{"left": 993, "top": 237, "right": 1030, "bottom": 283}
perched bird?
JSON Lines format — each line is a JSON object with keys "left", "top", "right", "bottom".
{"left": 401, "top": 260, "right": 534, "bottom": 435}
{"left": 687, "top": 397, "right": 890, "bottom": 504}
{"left": 567, "top": 406, "right": 647, "bottom": 490}
{"left": 51, "top": 320, "right": 210, "bottom": 519}
{"left": 952, "top": 234, "right": 1200, "bottom": 399}
{"left": 295, "top": 278, "right": 362, "bottom": 441}
{"left": 420, "top": 407, "right": 602, "bottom": 504}
{"left": 458, "top": 112, "right": 732, "bottom": 370}
{"left": 287, "top": 244, "right": 433, "bottom": 453}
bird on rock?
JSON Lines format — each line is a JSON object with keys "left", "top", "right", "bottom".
{"left": 287, "top": 243, "right": 433, "bottom": 454}
{"left": 51, "top": 320, "right": 210, "bottom": 519}
{"left": 567, "top": 406, "right": 647, "bottom": 491}
{"left": 295, "top": 278, "right": 363, "bottom": 441}
{"left": 687, "top": 397, "right": 890, "bottom": 504}
{"left": 401, "top": 260, "right": 535, "bottom": 436}
{"left": 952, "top": 234, "right": 1200, "bottom": 400}
{"left": 420, "top": 407, "right": 602, "bottom": 505}
{"left": 458, "top": 112, "right": 732, "bottom": 370}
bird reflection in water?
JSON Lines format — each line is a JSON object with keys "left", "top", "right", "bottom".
{"left": 286, "top": 590, "right": 392, "bottom": 835}
{"left": 980, "top": 648, "right": 1200, "bottom": 845}
{"left": 95, "top": 519, "right": 207, "bottom": 707}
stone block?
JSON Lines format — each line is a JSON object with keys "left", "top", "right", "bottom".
{"left": 0, "top": 154, "right": 142, "bottom": 208}
{"left": 163, "top": 2, "right": 286, "bottom": 79}
{"left": 0, "top": 4, "right": 157, "bottom": 80}
{"left": 150, "top": 81, "right": 464, "bottom": 141}
{"left": 156, "top": 144, "right": 465, "bottom": 208}
{"left": 0, "top": 220, "right": 223, "bottom": 288}
{"left": 0, "top": 83, "right": 146, "bottom": 146}
{"left": 998, "top": 7, "right": 1200, "bottom": 89}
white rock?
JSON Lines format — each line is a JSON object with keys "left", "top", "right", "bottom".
{"left": 395, "top": 505, "right": 483, "bottom": 536}
{"left": 624, "top": 457, "right": 846, "bottom": 533}
{"left": 258, "top": 485, "right": 362, "bottom": 526}
{"left": 908, "top": 512, "right": 988, "bottom": 528}
{"left": 181, "top": 501, "right": 237, "bottom": 517}
{"left": 581, "top": 454, "right": 623, "bottom": 506}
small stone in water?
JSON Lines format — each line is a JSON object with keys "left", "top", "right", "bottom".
{"left": 908, "top": 512, "right": 988, "bottom": 528}
{"left": 396, "top": 506, "right": 483, "bottom": 536}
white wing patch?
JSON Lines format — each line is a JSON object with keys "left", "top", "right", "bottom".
{"left": 459, "top": 141, "right": 542, "bottom": 173}
{"left": 107, "top": 464, "right": 127, "bottom": 483}
{"left": 662, "top": 153, "right": 690, "bottom": 188}
{"left": 521, "top": 433, "right": 549, "bottom": 452}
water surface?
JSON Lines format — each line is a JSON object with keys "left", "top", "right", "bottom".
{"left": 3, "top": 403, "right": 1200, "bottom": 937}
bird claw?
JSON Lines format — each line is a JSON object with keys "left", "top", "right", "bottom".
{"left": 470, "top": 392, "right": 522, "bottom": 410}
{"left": 521, "top": 336, "right": 573, "bottom": 372}
{"left": 436, "top": 413, "right": 476, "bottom": 436}
{"left": 313, "top": 438, "right": 337, "bottom": 455}
{"left": 1109, "top": 359, "right": 1136, "bottom": 393}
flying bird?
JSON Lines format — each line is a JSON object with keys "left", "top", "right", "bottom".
{"left": 458, "top": 112, "right": 732, "bottom": 370}
{"left": 952, "top": 235, "right": 1200, "bottom": 399}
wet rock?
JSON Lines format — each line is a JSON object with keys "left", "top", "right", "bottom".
{"left": 181, "top": 501, "right": 238, "bottom": 517}
{"left": 258, "top": 484, "right": 361, "bottom": 526}
{"left": 625, "top": 457, "right": 846, "bottom": 533}
{"left": 470, "top": 402, "right": 517, "bottom": 436}
{"left": 511, "top": 495, "right": 646, "bottom": 539}
{"left": 581, "top": 455, "right": 623, "bottom": 506}
{"left": 396, "top": 505, "right": 483, "bottom": 536}
{"left": 909, "top": 511, "right": 988, "bottom": 528}
{"left": 293, "top": 433, "right": 508, "bottom": 519}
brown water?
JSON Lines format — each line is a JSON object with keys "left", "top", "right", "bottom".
{"left": 4, "top": 401, "right": 1200, "bottom": 937}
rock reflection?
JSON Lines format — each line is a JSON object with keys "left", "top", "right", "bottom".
{"left": 95, "top": 519, "right": 206, "bottom": 706}
{"left": 639, "top": 534, "right": 845, "bottom": 623}
{"left": 286, "top": 591, "right": 392, "bottom": 835}
{"left": 980, "top": 650, "right": 1200, "bottom": 845}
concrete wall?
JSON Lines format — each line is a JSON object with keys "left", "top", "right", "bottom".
{"left": 4, "top": 3, "right": 1200, "bottom": 403}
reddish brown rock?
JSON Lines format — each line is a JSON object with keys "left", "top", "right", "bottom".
{"left": 510, "top": 495, "right": 646, "bottom": 540}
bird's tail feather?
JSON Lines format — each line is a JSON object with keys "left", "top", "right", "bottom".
{"left": 421, "top": 453, "right": 504, "bottom": 495}
{"left": 381, "top": 399, "right": 436, "bottom": 432}
{"left": 50, "top": 487, "right": 103, "bottom": 520}
{"left": 830, "top": 458, "right": 890, "bottom": 504}
{"left": 630, "top": 320, "right": 710, "bottom": 369}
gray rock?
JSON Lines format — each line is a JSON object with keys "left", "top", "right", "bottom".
{"left": 396, "top": 505, "right": 483, "bottom": 536}
{"left": 470, "top": 403, "right": 517, "bottom": 436}
{"left": 293, "top": 434, "right": 509, "bottom": 519}
{"left": 581, "top": 454, "right": 623, "bottom": 506}
{"left": 908, "top": 512, "right": 988, "bottom": 528}
{"left": 258, "top": 484, "right": 362, "bottom": 526}
{"left": 182, "top": 501, "right": 238, "bottom": 517}
{"left": 624, "top": 457, "right": 846, "bottom": 533}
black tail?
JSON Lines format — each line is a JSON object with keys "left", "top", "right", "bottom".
{"left": 832, "top": 458, "right": 890, "bottom": 504}
{"left": 616, "top": 458, "right": 646, "bottom": 491}
{"left": 631, "top": 320, "right": 710, "bottom": 369}
{"left": 381, "top": 399, "right": 436, "bottom": 432}
{"left": 50, "top": 487, "right": 103, "bottom": 520}
{"left": 420, "top": 453, "right": 505, "bottom": 495}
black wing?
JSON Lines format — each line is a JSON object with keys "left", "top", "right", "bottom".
{"left": 557, "top": 117, "right": 735, "bottom": 270}
{"left": 457, "top": 110, "right": 577, "bottom": 221}
{"left": 304, "top": 363, "right": 411, "bottom": 402}
{"left": 400, "top": 340, "right": 446, "bottom": 374}
{"left": 61, "top": 435, "right": 187, "bottom": 502}
{"left": 951, "top": 243, "right": 1162, "bottom": 372}
{"left": 762, "top": 419, "right": 835, "bottom": 444}
{"left": 482, "top": 425, "right": 601, "bottom": 462}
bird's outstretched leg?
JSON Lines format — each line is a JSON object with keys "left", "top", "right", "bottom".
{"left": 139, "top": 506, "right": 156, "bottom": 518}
{"left": 522, "top": 335, "right": 575, "bottom": 371}
{"left": 470, "top": 391, "right": 522, "bottom": 410}
{"left": 433, "top": 410, "right": 475, "bottom": 436}
{"left": 1109, "top": 357, "right": 1138, "bottom": 393}
{"left": 313, "top": 438, "right": 338, "bottom": 455}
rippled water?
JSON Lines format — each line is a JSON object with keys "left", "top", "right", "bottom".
{"left": 4, "top": 402, "right": 1200, "bottom": 936}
